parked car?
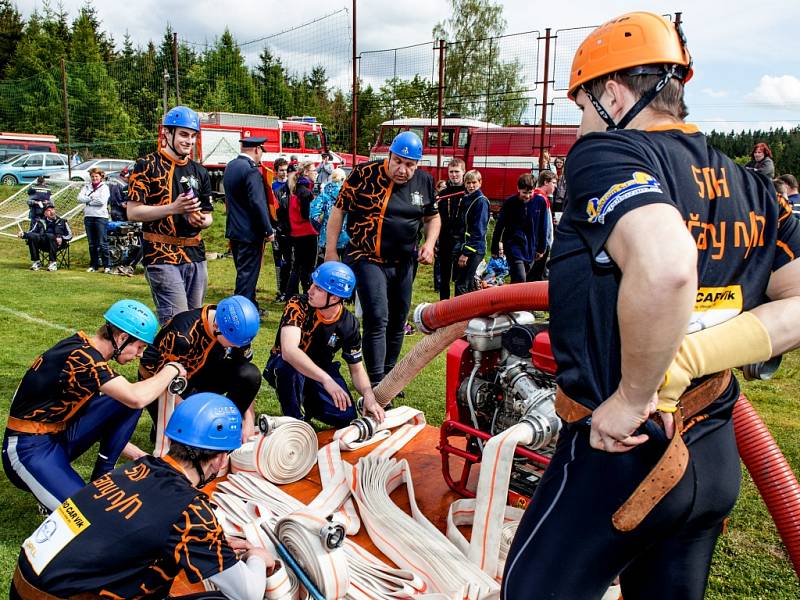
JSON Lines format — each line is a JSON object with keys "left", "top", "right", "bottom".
{"left": 50, "top": 158, "right": 135, "bottom": 182}
{"left": 0, "top": 152, "right": 69, "bottom": 185}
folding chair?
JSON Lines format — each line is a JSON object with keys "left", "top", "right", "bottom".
{"left": 56, "top": 241, "right": 70, "bottom": 270}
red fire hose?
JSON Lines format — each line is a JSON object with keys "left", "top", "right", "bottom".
{"left": 733, "top": 395, "right": 800, "bottom": 576}
{"left": 415, "top": 282, "right": 800, "bottom": 578}
{"left": 413, "top": 281, "right": 549, "bottom": 333}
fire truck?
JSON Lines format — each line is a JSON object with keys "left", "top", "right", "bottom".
{"left": 195, "top": 112, "right": 354, "bottom": 187}
{"left": 369, "top": 117, "right": 579, "bottom": 204}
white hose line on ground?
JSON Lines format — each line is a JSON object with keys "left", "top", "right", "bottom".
{"left": 231, "top": 418, "right": 318, "bottom": 484}
{"left": 351, "top": 455, "right": 500, "bottom": 599}
{"left": 153, "top": 389, "right": 175, "bottom": 458}
{"left": 214, "top": 473, "right": 425, "bottom": 599}
{"left": 332, "top": 406, "right": 426, "bottom": 453}
{"left": 445, "top": 422, "right": 533, "bottom": 580}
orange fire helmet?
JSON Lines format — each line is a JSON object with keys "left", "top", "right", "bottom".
{"left": 568, "top": 12, "right": 693, "bottom": 101}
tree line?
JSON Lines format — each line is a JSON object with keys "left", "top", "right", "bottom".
{"left": 0, "top": 0, "right": 796, "bottom": 176}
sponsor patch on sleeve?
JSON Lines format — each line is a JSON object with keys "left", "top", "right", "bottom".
{"left": 586, "top": 171, "right": 662, "bottom": 224}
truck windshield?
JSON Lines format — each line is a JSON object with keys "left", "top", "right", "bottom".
{"left": 304, "top": 132, "right": 323, "bottom": 151}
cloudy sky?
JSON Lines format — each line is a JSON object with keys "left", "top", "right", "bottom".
{"left": 15, "top": 0, "right": 800, "bottom": 132}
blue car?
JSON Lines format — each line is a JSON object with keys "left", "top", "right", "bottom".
{"left": 0, "top": 152, "right": 69, "bottom": 185}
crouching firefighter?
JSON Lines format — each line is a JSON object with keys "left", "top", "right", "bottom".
{"left": 264, "top": 261, "right": 385, "bottom": 427}
{"left": 12, "top": 393, "right": 277, "bottom": 600}
{"left": 2, "top": 300, "right": 187, "bottom": 512}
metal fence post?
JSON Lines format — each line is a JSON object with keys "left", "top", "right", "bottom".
{"left": 60, "top": 58, "right": 71, "bottom": 178}
{"left": 173, "top": 32, "right": 180, "bottom": 105}
{"left": 538, "top": 28, "right": 552, "bottom": 172}
{"left": 437, "top": 39, "right": 446, "bottom": 182}
{"left": 351, "top": 0, "right": 358, "bottom": 165}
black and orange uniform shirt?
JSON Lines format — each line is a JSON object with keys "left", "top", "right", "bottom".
{"left": 128, "top": 149, "right": 213, "bottom": 266}
{"left": 140, "top": 305, "right": 220, "bottom": 380}
{"left": 550, "top": 124, "right": 800, "bottom": 437}
{"left": 18, "top": 455, "right": 237, "bottom": 597}
{"left": 8, "top": 332, "right": 117, "bottom": 427}
{"left": 336, "top": 159, "right": 437, "bottom": 263}
{"left": 272, "top": 295, "right": 362, "bottom": 367}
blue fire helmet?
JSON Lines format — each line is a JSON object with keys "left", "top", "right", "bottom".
{"left": 163, "top": 106, "right": 200, "bottom": 132}
{"left": 312, "top": 261, "right": 356, "bottom": 299}
{"left": 165, "top": 393, "right": 242, "bottom": 452}
{"left": 388, "top": 131, "right": 423, "bottom": 161}
{"left": 104, "top": 299, "right": 158, "bottom": 344}
{"left": 215, "top": 295, "right": 260, "bottom": 347}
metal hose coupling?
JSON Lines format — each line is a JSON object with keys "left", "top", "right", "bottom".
{"left": 257, "top": 414, "right": 276, "bottom": 436}
{"left": 168, "top": 375, "right": 187, "bottom": 395}
{"left": 413, "top": 303, "right": 435, "bottom": 335}
{"left": 742, "top": 355, "right": 783, "bottom": 381}
{"left": 320, "top": 515, "right": 346, "bottom": 551}
{"left": 349, "top": 415, "right": 376, "bottom": 443}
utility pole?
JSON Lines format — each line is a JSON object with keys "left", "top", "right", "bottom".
{"left": 351, "top": 0, "right": 358, "bottom": 165}
{"left": 60, "top": 58, "right": 72, "bottom": 179}
{"left": 162, "top": 68, "right": 171, "bottom": 116}
{"left": 173, "top": 32, "right": 180, "bottom": 105}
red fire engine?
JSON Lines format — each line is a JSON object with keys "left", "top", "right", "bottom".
{"left": 194, "top": 112, "right": 356, "bottom": 185}
{"left": 370, "top": 118, "right": 579, "bottom": 204}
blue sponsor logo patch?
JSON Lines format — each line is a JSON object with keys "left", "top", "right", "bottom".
{"left": 586, "top": 171, "right": 662, "bottom": 224}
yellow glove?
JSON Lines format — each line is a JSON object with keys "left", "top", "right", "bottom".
{"left": 657, "top": 312, "right": 772, "bottom": 411}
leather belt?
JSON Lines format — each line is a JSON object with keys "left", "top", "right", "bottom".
{"left": 143, "top": 232, "right": 201, "bottom": 246}
{"left": 555, "top": 369, "right": 732, "bottom": 532}
{"left": 13, "top": 566, "right": 99, "bottom": 600}
{"left": 6, "top": 417, "right": 66, "bottom": 435}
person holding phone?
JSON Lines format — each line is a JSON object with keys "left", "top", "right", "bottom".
{"left": 127, "top": 106, "right": 214, "bottom": 324}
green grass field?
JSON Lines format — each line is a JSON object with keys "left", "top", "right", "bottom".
{"left": 0, "top": 200, "right": 797, "bottom": 596}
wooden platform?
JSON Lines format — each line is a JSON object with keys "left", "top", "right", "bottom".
{"left": 173, "top": 424, "right": 463, "bottom": 593}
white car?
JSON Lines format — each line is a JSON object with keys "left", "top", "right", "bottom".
{"left": 50, "top": 158, "right": 135, "bottom": 182}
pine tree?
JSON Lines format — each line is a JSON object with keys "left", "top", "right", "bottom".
{"left": 0, "top": 0, "right": 24, "bottom": 76}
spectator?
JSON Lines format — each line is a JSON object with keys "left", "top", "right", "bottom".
{"left": 70, "top": 151, "right": 81, "bottom": 167}
{"left": 2, "top": 300, "right": 184, "bottom": 511}
{"left": 746, "top": 142, "right": 775, "bottom": 178}
{"left": 26, "top": 176, "right": 52, "bottom": 229}
{"left": 481, "top": 248, "right": 509, "bottom": 286}
{"left": 311, "top": 167, "right": 349, "bottom": 262}
{"left": 271, "top": 157, "right": 293, "bottom": 301}
{"left": 451, "top": 169, "right": 489, "bottom": 296}
{"left": 108, "top": 167, "right": 130, "bottom": 222}
{"left": 315, "top": 151, "right": 333, "bottom": 193}
{"left": 126, "top": 106, "right": 213, "bottom": 325}
{"left": 18, "top": 205, "right": 72, "bottom": 271}
{"left": 324, "top": 131, "right": 439, "bottom": 386}
{"left": 12, "top": 393, "right": 275, "bottom": 599}
{"left": 773, "top": 178, "right": 788, "bottom": 199}
{"left": 140, "top": 295, "right": 262, "bottom": 442}
{"left": 490, "top": 173, "right": 548, "bottom": 283}
{"left": 778, "top": 173, "right": 800, "bottom": 218}
{"left": 435, "top": 158, "right": 466, "bottom": 299}
{"left": 223, "top": 137, "right": 275, "bottom": 315}
{"left": 263, "top": 262, "right": 384, "bottom": 427}
{"left": 528, "top": 170, "right": 557, "bottom": 281}
{"left": 77, "top": 167, "right": 112, "bottom": 274}
{"left": 286, "top": 161, "right": 319, "bottom": 296}
{"left": 553, "top": 156, "right": 568, "bottom": 213}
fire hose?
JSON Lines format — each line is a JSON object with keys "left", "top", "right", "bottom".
{"left": 410, "top": 282, "right": 800, "bottom": 579}
{"left": 230, "top": 416, "right": 318, "bottom": 484}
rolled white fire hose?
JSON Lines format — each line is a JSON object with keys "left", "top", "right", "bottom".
{"left": 230, "top": 417, "right": 318, "bottom": 484}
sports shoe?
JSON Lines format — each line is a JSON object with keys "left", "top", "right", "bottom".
{"left": 30, "top": 261, "right": 42, "bottom": 271}
{"left": 47, "top": 261, "right": 58, "bottom": 271}
{"left": 86, "top": 267, "right": 96, "bottom": 273}
{"left": 103, "top": 267, "right": 112, "bottom": 274}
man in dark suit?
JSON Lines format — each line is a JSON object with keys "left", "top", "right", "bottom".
{"left": 223, "top": 137, "right": 275, "bottom": 316}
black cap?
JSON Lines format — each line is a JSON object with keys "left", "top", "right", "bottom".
{"left": 240, "top": 137, "right": 266, "bottom": 148}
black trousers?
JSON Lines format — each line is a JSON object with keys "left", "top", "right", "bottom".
{"left": 438, "top": 243, "right": 454, "bottom": 300}
{"left": 25, "top": 233, "right": 58, "bottom": 262}
{"left": 528, "top": 248, "right": 550, "bottom": 281}
{"left": 508, "top": 258, "right": 532, "bottom": 284}
{"left": 502, "top": 413, "right": 740, "bottom": 600}
{"left": 452, "top": 253, "right": 482, "bottom": 296}
{"left": 287, "top": 235, "right": 318, "bottom": 295}
{"left": 273, "top": 233, "right": 293, "bottom": 297}
{"left": 349, "top": 257, "right": 415, "bottom": 383}
{"left": 230, "top": 239, "right": 264, "bottom": 310}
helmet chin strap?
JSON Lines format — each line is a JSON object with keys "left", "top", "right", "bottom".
{"left": 320, "top": 291, "right": 343, "bottom": 310}
{"left": 166, "top": 128, "right": 190, "bottom": 160}
{"left": 186, "top": 447, "right": 218, "bottom": 488}
{"left": 106, "top": 324, "right": 132, "bottom": 361}
{"left": 581, "top": 65, "right": 683, "bottom": 131}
